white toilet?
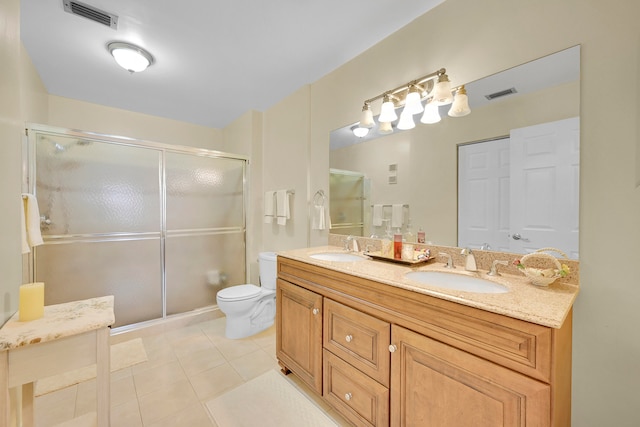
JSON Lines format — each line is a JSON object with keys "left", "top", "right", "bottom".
{"left": 216, "top": 251, "right": 277, "bottom": 339}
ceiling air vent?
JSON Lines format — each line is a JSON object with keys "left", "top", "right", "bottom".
{"left": 485, "top": 87, "right": 518, "bottom": 101}
{"left": 63, "top": 0, "right": 118, "bottom": 29}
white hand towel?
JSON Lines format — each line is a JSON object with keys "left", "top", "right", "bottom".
{"left": 391, "top": 204, "right": 404, "bottom": 228}
{"left": 372, "top": 204, "right": 383, "bottom": 227}
{"left": 264, "top": 191, "right": 275, "bottom": 223}
{"left": 22, "top": 193, "right": 44, "bottom": 249}
{"left": 312, "top": 205, "right": 326, "bottom": 230}
{"left": 21, "top": 196, "right": 30, "bottom": 254}
{"left": 276, "top": 190, "right": 290, "bottom": 226}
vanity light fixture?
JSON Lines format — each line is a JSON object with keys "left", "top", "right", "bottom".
{"left": 420, "top": 99, "right": 441, "bottom": 124}
{"left": 378, "top": 94, "right": 399, "bottom": 123}
{"left": 448, "top": 85, "right": 471, "bottom": 117}
{"left": 353, "top": 67, "right": 469, "bottom": 137}
{"left": 108, "top": 41, "right": 154, "bottom": 73}
{"left": 359, "top": 103, "right": 375, "bottom": 128}
{"left": 397, "top": 110, "right": 416, "bottom": 130}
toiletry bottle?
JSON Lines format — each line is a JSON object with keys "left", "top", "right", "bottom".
{"left": 404, "top": 219, "right": 415, "bottom": 243}
{"left": 417, "top": 227, "right": 426, "bottom": 244}
{"left": 394, "top": 229, "right": 403, "bottom": 259}
{"left": 381, "top": 220, "right": 393, "bottom": 257}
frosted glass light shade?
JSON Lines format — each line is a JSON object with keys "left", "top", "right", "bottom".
{"left": 403, "top": 89, "right": 424, "bottom": 115}
{"left": 108, "top": 42, "right": 154, "bottom": 73}
{"left": 359, "top": 107, "right": 375, "bottom": 128}
{"left": 432, "top": 75, "right": 453, "bottom": 105}
{"left": 397, "top": 111, "right": 416, "bottom": 130}
{"left": 379, "top": 99, "right": 398, "bottom": 123}
{"left": 448, "top": 86, "right": 471, "bottom": 117}
{"left": 420, "top": 102, "right": 441, "bottom": 124}
{"left": 378, "top": 121, "right": 394, "bottom": 134}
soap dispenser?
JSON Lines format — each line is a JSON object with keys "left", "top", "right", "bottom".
{"left": 403, "top": 219, "right": 415, "bottom": 243}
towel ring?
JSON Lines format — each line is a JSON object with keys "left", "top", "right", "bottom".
{"left": 313, "top": 190, "right": 326, "bottom": 207}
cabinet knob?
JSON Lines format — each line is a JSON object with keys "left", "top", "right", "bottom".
{"left": 389, "top": 344, "right": 397, "bottom": 353}
{"left": 312, "top": 308, "right": 319, "bottom": 315}
{"left": 345, "top": 392, "right": 352, "bottom": 401}
{"left": 345, "top": 334, "right": 353, "bottom": 343}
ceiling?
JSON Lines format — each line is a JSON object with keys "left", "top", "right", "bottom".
{"left": 20, "top": 0, "right": 444, "bottom": 129}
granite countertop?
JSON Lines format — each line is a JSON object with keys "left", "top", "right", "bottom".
{"left": 278, "top": 246, "right": 579, "bottom": 329}
{"left": 0, "top": 295, "right": 115, "bottom": 351}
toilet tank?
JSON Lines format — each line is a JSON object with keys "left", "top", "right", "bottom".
{"left": 259, "top": 252, "right": 278, "bottom": 290}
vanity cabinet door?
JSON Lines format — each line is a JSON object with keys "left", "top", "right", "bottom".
{"left": 390, "top": 325, "right": 550, "bottom": 427}
{"left": 276, "top": 278, "right": 323, "bottom": 393}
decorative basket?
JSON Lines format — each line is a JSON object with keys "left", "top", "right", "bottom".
{"left": 515, "top": 248, "right": 569, "bottom": 287}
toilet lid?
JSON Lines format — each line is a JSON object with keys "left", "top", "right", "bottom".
{"left": 217, "top": 284, "right": 261, "bottom": 301}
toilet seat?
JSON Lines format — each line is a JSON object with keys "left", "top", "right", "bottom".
{"left": 217, "top": 284, "right": 261, "bottom": 302}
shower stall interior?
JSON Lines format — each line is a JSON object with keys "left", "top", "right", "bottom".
{"left": 25, "top": 124, "right": 247, "bottom": 329}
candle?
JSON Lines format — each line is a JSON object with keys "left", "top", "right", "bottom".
{"left": 19, "top": 282, "right": 45, "bottom": 321}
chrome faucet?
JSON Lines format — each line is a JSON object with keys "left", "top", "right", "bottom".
{"left": 488, "top": 260, "right": 509, "bottom": 276}
{"left": 460, "top": 248, "right": 477, "bottom": 272}
{"left": 344, "top": 235, "right": 359, "bottom": 252}
{"left": 439, "top": 252, "right": 455, "bottom": 269}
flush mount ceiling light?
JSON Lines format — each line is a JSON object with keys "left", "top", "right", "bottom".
{"left": 107, "top": 41, "right": 154, "bottom": 73}
{"left": 353, "top": 67, "right": 470, "bottom": 137}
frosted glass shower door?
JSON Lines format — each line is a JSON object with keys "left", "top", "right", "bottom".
{"left": 32, "top": 132, "right": 163, "bottom": 327}
{"left": 164, "top": 152, "right": 246, "bottom": 315}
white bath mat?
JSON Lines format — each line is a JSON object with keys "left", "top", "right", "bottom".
{"left": 206, "top": 369, "right": 339, "bottom": 427}
{"left": 35, "top": 337, "right": 148, "bottom": 396}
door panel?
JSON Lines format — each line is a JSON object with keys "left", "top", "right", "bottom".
{"left": 390, "top": 325, "right": 550, "bottom": 427}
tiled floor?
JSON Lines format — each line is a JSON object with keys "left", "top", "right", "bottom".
{"left": 34, "top": 316, "right": 350, "bottom": 427}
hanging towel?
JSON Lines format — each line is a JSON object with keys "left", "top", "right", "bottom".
{"left": 22, "top": 193, "right": 44, "bottom": 253}
{"left": 264, "top": 191, "right": 275, "bottom": 223}
{"left": 276, "top": 190, "right": 290, "bottom": 226}
{"left": 391, "top": 204, "right": 404, "bottom": 228}
{"left": 372, "top": 204, "right": 383, "bottom": 227}
{"left": 312, "top": 205, "right": 326, "bottom": 230}
{"left": 21, "top": 197, "right": 30, "bottom": 254}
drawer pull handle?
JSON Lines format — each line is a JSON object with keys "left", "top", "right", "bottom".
{"left": 345, "top": 334, "right": 353, "bottom": 343}
{"left": 312, "top": 308, "right": 319, "bottom": 315}
{"left": 345, "top": 392, "right": 352, "bottom": 401}
{"left": 389, "top": 344, "right": 397, "bottom": 353}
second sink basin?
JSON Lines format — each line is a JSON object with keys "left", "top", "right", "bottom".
{"left": 405, "top": 271, "right": 509, "bottom": 294}
{"left": 310, "top": 252, "right": 367, "bottom": 262}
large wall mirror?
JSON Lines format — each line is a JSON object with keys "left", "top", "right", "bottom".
{"left": 329, "top": 46, "right": 580, "bottom": 258}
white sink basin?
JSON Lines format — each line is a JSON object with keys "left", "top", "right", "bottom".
{"left": 404, "top": 271, "right": 509, "bottom": 294}
{"left": 310, "top": 252, "right": 367, "bottom": 262}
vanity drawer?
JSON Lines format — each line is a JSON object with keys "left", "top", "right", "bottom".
{"left": 323, "top": 350, "right": 389, "bottom": 427}
{"left": 323, "top": 299, "right": 391, "bottom": 387}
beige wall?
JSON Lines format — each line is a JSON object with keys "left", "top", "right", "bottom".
{"left": 0, "top": 0, "right": 23, "bottom": 325}
{"left": 262, "top": 85, "right": 311, "bottom": 252}
{"left": 222, "top": 110, "right": 264, "bottom": 283}
{"left": 48, "top": 95, "right": 223, "bottom": 149}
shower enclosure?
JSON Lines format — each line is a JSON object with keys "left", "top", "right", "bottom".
{"left": 25, "top": 124, "right": 247, "bottom": 329}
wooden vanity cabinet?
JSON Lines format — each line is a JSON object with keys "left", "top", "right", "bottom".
{"left": 276, "top": 257, "right": 572, "bottom": 427}
{"left": 276, "top": 278, "right": 323, "bottom": 393}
